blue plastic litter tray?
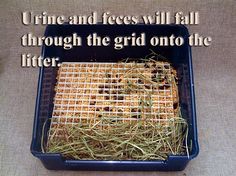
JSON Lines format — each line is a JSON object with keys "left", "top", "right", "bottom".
{"left": 30, "top": 24, "right": 199, "bottom": 171}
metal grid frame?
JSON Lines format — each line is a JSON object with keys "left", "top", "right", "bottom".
{"left": 49, "top": 62, "right": 177, "bottom": 134}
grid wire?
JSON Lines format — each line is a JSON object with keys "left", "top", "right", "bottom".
{"left": 49, "top": 62, "right": 178, "bottom": 137}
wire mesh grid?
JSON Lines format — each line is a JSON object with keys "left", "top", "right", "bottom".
{"left": 48, "top": 61, "right": 178, "bottom": 136}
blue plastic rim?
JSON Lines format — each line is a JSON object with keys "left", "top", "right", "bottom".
{"left": 31, "top": 24, "right": 199, "bottom": 171}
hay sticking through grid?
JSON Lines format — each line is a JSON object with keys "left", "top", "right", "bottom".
{"left": 43, "top": 55, "right": 188, "bottom": 160}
